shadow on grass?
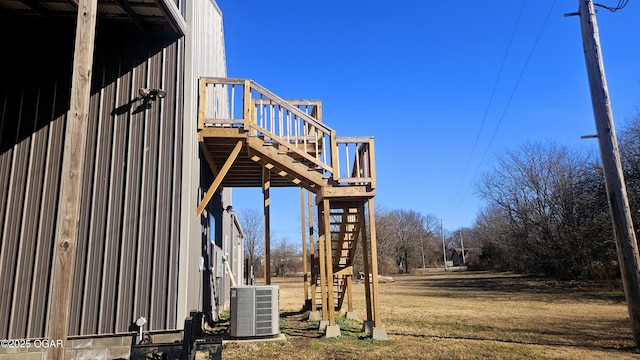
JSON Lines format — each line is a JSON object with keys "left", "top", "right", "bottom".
{"left": 388, "top": 330, "right": 639, "bottom": 354}
{"left": 396, "top": 272, "right": 625, "bottom": 302}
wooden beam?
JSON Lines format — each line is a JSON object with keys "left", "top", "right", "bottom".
{"left": 113, "top": 0, "right": 146, "bottom": 31}
{"left": 317, "top": 215, "right": 328, "bottom": 321}
{"left": 198, "top": 140, "right": 220, "bottom": 177}
{"left": 198, "top": 77, "right": 207, "bottom": 130}
{"left": 196, "top": 141, "right": 242, "bottom": 217}
{"left": 263, "top": 168, "right": 271, "bottom": 285}
{"left": 359, "top": 203, "right": 373, "bottom": 322}
{"left": 367, "top": 198, "right": 382, "bottom": 327}
{"left": 323, "top": 198, "right": 336, "bottom": 326}
{"left": 308, "top": 191, "right": 317, "bottom": 311}
{"left": 46, "top": 1, "right": 98, "bottom": 359}
{"left": 301, "top": 188, "right": 309, "bottom": 303}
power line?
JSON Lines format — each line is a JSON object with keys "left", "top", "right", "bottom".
{"left": 594, "top": 0, "right": 629, "bottom": 11}
{"left": 449, "top": 0, "right": 558, "bottom": 223}
{"left": 449, "top": 0, "right": 526, "bottom": 216}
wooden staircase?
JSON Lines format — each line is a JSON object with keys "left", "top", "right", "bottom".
{"left": 196, "top": 77, "right": 383, "bottom": 336}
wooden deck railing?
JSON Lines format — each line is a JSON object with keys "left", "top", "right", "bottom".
{"left": 198, "top": 77, "right": 375, "bottom": 189}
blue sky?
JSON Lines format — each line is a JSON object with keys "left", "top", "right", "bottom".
{"left": 216, "top": 0, "right": 640, "bottom": 238}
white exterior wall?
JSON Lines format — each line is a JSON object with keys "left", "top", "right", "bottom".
{"left": 178, "top": 0, "right": 228, "bottom": 326}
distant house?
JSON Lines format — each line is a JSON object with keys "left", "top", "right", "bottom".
{"left": 450, "top": 248, "right": 466, "bottom": 266}
{"left": 451, "top": 248, "right": 480, "bottom": 266}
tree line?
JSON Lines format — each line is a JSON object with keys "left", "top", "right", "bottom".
{"left": 471, "top": 116, "right": 640, "bottom": 280}
{"left": 239, "top": 116, "right": 640, "bottom": 281}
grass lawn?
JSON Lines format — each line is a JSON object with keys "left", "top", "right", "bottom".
{"left": 221, "top": 270, "right": 640, "bottom": 359}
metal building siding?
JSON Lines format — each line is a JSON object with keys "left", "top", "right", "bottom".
{"left": 176, "top": 0, "right": 227, "bottom": 323}
{"left": 0, "top": 23, "right": 185, "bottom": 337}
{"left": 167, "top": 37, "right": 184, "bottom": 329}
{"left": 0, "top": 22, "right": 74, "bottom": 339}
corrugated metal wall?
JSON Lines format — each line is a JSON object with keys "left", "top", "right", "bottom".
{"left": 0, "top": 21, "right": 74, "bottom": 340}
{"left": 0, "top": 19, "right": 186, "bottom": 338}
{"left": 177, "top": 0, "right": 228, "bottom": 323}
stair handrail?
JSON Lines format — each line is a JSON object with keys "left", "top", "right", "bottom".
{"left": 199, "top": 77, "right": 337, "bottom": 176}
{"left": 248, "top": 80, "right": 333, "bottom": 135}
{"left": 198, "top": 77, "right": 376, "bottom": 189}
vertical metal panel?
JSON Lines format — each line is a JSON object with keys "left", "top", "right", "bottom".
{"left": 151, "top": 45, "right": 172, "bottom": 331}
{"left": 178, "top": 0, "right": 227, "bottom": 325}
{"left": 120, "top": 40, "right": 147, "bottom": 332}
{"left": 3, "top": 88, "right": 30, "bottom": 338}
{"left": 11, "top": 85, "right": 46, "bottom": 338}
{"left": 107, "top": 37, "right": 134, "bottom": 334}
{"left": 136, "top": 45, "right": 162, "bottom": 330}
{"left": 34, "top": 114, "right": 66, "bottom": 338}
{"left": 96, "top": 37, "right": 121, "bottom": 334}
{"left": 167, "top": 36, "right": 184, "bottom": 329}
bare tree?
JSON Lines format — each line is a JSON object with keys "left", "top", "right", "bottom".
{"left": 475, "top": 142, "right": 616, "bottom": 279}
{"left": 271, "top": 237, "right": 301, "bottom": 277}
{"left": 374, "top": 208, "right": 439, "bottom": 274}
{"left": 619, "top": 114, "right": 640, "bottom": 232}
{"left": 239, "top": 208, "right": 264, "bottom": 278}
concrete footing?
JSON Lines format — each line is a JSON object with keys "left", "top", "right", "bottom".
{"left": 325, "top": 325, "right": 341, "bottom": 338}
{"left": 345, "top": 311, "right": 358, "bottom": 320}
{"left": 308, "top": 311, "right": 321, "bottom": 321}
{"left": 362, "top": 321, "right": 388, "bottom": 340}
{"left": 372, "top": 327, "right": 388, "bottom": 340}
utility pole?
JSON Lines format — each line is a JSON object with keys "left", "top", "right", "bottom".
{"left": 460, "top": 231, "right": 465, "bottom": 265}
{"left": 441, "top": 219, "right": 447, "bottom": 271}
{"left": 574, "top": 0, "right": 640, "bottom": 346}
{"left": 420, "top": 235, "right": 426, "bottom": 269}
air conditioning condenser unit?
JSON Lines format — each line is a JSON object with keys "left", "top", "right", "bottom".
{"left": 230, "top": 285, "right": 279, "bottom": 337}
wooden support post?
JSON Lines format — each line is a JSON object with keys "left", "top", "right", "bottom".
{"left": 317, "top": 203, "right": 328, "bottom": 321}
{"left": 367, "top": 198, "right": 382, "bottom": 327}
{"left": 263, "top": 168, "right": 271, "bottom": 285}
{"left": 308, "top": 191, "right": 317, "bottom": 311}
{"left": 359, "top": 203, "right": 373, "bottom": 322}
{"left": 330, "top": 131, "right": 338, "bottom": 177}
{"left": 196, "top": 141, "right": 242, "bottom": 217}
{"left": 323, "top": 199, "right": 336, "bottom": 326}
{"left": 46, "top": 1, "right": 98, "bottom": 359}
{"left": 346, "top": 274, "right": 353, "bottom": 313}
{"left": 578, "top": 0, "right": 640, "bottom": 346}
{"left": 198, "top": 78, "right": 207, "bottom": 130}
{"left": 243, "top": 79, "right": 251, "bottom": 132}
{"left": 301, "top": 188, "right": 309, "bottom": 304}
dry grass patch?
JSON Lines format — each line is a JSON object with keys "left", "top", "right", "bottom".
{"left": 222, "top": 271, "right": 639, "bottom": 359}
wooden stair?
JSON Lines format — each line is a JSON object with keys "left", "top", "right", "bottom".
{"left": 196, "top": 77, "right": 383, "bottom": 334}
